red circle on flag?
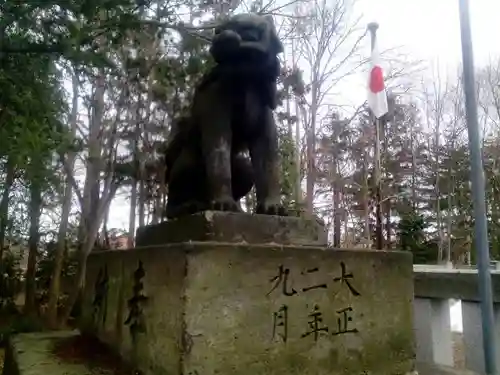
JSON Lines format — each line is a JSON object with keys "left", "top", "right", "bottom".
{"left": 369, "top": 66, "right": 385, "bottom": 93}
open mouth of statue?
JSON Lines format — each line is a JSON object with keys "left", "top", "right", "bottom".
{"left": 236, "top": 46, "right": 267, "bottom": 62}
{"left": 238, "top": 27, "right": 262, "bottom": 42}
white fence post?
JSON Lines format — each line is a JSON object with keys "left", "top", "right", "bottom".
{"left": 413, "top": 298, "right": 454, "bottom": 366}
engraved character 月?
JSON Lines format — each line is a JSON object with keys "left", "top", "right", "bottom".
{"left": 271, "top": 304, "right": 288, "bottom": 343}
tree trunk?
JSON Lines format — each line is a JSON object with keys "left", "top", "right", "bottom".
{"left": 58, "top": 16, "right": 118, "bottom": 325}
{"left": 435, "top": 133, "right": 443, "bottom": 262}
{"left": 24, "top": 180, "right": 42, "bottom": 315}
{"left": 446, "top": 188, "right": 454, "bottom": 263}
{"left": 58, "top": 66, "right": 107, "bottom": 324}
{"left": 426, "top": 82, "right": 444, "bottom": 263}
{"left": 103, "top": 202, "right": 111, "bottom": 248}
{"left": 128, "top": 180, "right": 137, "bottom": 248}
{"left": 410, "top": 121, "right": 417, "bottom": 211}
{"left": 291, "top": 40, "right": 302, "bottom": 208}
{"left": 305, "top": 82, "right": 317, "bottom": 215}
{"left": 47, "top": 177, "right": 72, "bottom": 326}
{"left": 59, "top": 186, "right": 117, "bottom": 325}
{"left": 333, "top": 185, "right": 341, "bottom": 247}
{"left": 343, "top": 199, "right": 349, "bottom": 246}
{"left": 138, "top": 178, "right": 145, "bottom": 228}
{"left": 294, "top": 97, "right": 302, "bottom": 207}
{"left": 0, "top": 158, "right": 15, "bottom": 264}
{"left": 61, "top": 244, "right": 88, "bottom": 324}
{"left": 153, "top": 164, "right": 166, "bottom": 224}
{"left": 446, "top": 141, "right": 456, "bottom": 264}
{"left": 46, "top": 70, "right": 79, "bottom": 328}
{"left": 332, "top": 162, "right": 341, "bottom": 247}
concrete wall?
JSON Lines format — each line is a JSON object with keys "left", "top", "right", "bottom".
{"left": 413, "top": 267, "right": 500, "bottom": 374}
{"left": 414, "top": 267, "right": 500, "bottom": 303}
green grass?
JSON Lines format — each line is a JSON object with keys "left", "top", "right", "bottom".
{"left": 0, "top": 347, "right": 4, "bottom": 372}
{"left": 0, "top": 309, "right": 44, "bottom": 346}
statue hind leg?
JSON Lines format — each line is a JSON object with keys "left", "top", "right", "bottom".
{"left": 196, "top": 83, "right": 240, "bottom": 213}
{"left": 231, "top": 152, "right": 254, "bottom": 202}
{"left": 166, "top": 152, "right": 251, "bottom": 218}
{"left": 165, "top": 149, "right": 208, "bottom": 219}
{"left": 249, "top": 108, "right": 287, "bottom": 216}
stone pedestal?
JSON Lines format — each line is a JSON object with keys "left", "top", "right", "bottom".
{"left": 80, "top": 212, "right": 415, "bottom": 375}
{"left": 135, "top": 211, "right": 328, "bottom": 247}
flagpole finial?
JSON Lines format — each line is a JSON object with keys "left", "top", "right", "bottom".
{"left": 367, "top": 22, "right": 379, "bottom": 34}
{"left": 367, "top": 22, "right": 379, "bottom": 50}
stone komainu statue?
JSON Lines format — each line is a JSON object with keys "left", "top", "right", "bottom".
{"left": 164, "top": 13, "right": 287, "bottom": 219}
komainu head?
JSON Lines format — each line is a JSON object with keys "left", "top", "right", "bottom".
{"left": 210, "top": 13, "right": 284, "bottom": 66}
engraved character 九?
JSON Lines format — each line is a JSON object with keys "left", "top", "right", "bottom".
{"left": 267, "top": 265, "right": 298, "bottom": 296}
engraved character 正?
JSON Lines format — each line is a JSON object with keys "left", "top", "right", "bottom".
{"left": 332, "top": 306, "right": 359, "bottom": 336}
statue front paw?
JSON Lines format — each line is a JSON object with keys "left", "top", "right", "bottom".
{"left": 210, "top": 197, "right": 240, "bottom": 212}
{"left": 256, "top": 202, "right": 288, "bottom": 216}
{"left": 166, "top": 201, "right": 208, "bottom": 219}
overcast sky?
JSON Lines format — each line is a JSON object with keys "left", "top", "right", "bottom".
{"left": 359, "top": 0, "right": 499, "bottom": 68}
{"left": 106, "top": 0, "right": 500, "bottom": 230}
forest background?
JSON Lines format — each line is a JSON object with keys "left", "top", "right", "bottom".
{"left": 1, "top": 0, "right": 499, "bottom": 329}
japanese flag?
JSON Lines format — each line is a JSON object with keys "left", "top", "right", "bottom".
{"left": 367, "top": 36, "right": 388, "bottom": 119}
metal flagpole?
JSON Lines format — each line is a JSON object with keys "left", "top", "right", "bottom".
{"left": 368, "top": 22, "right": 384, "bottom": 250}
{"left": 458, "top": 0, "right": 498, "bottom": 373}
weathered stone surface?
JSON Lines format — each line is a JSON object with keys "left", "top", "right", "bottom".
{"left": 135, "top": 211, "right": 328, "bottom": 247}
{"left": 80, "top": 242, "right": 415, "bottom": 375}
